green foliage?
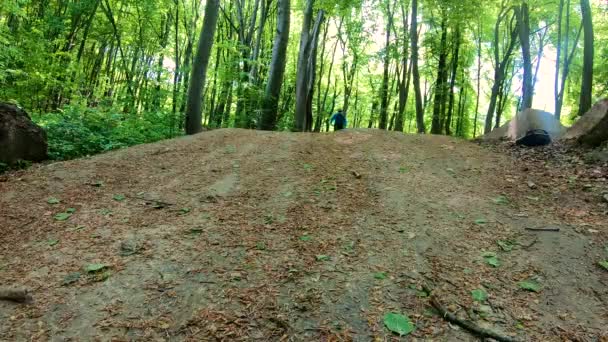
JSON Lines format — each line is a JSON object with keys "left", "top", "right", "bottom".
{"left": 33, "top": 105, "right": 178, "bottom": 160}
{"left": 518, "top": 279, "right": 542, "bottom": 292}
{"left": 471, "top": 288, "right": 488, "bottom": 302}
{"left": 383, "top": 312, "right": 415, "bottom": 336}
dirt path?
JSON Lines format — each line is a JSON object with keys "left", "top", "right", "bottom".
{"left": 1, "top": 129, "right": 607, "bottom": 341}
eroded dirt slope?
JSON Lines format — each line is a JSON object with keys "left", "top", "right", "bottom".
{"left": 1, "top": 129, "right": 607, "bottom": 341}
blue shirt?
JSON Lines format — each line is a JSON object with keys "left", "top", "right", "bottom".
{"left": 330, "top": 112, "right": 347, "bottom": 126}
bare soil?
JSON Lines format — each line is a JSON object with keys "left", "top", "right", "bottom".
{"left": 1, "top": 129, "right": 607, "bottom": 341}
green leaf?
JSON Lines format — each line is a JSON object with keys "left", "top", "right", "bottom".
{"left": 256, "top": 242, "right": 266, "bottom": 250}
{"left": 66, "top": 208, "right": 77, "bottom": 214}
{"left": 47, "top": 197, "right": 61, "bottom": 204}
{"left": 300, "top": 235, "right": 312, "bottom": 242}
{"left": 62, "top": 272, "right": 81, "bottom": 286}
{"left": 374, "top": 272, "right": 387, "bottom": 280}
{"left": 518, "top": 279, "right": 542, "bottom": 292}
{"left": 598, "top": 260, "right": 608, "bottom": 271}
{"left": 48, "top": 239, "right": 59, "bottom": 246}
{"left": 303, "top": 163, "right": 313, "bottom": 171}
{"left": 483, "top": 253, "right": 500, "bottom": 267}
{"left": 492, "top": 195, "right": 509, "bottom": 205}
{"left": 383, "top": 313, "right": 415, "bottom": 336}
{"left": 54, "top": 212, "right": 72, "bottom": 221}
{"left": 471, "top": 289, "right": 488, "bottom": 302}
{"left": 475, "top": 218, "right": 487, "bottom": 225}
{"left": 180, "top": 207, "right": 191, "bottom": 214}
{"left": 399, "top": 166, "right": 409, "bottom": 173}
{"left": 85, "top": 263, "right": 107, "bottom": 273}
{"left": 497, "top": 240, "right": 514, "bottom": 252}
{"left": 316, "top": 255, "right": 330, "bottom": 261}
{"left": 113, "top": 194, "right": 126, "bottom": 201}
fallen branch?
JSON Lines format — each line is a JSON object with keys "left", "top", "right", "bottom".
{"left": 525, "top": 227, "right": 560, "bottom": 232}
{"left": 422, "top": 284, "right": 517, "bottom": 342}
{"left": 0, "top": 288, "right": 31, "bottom": 303}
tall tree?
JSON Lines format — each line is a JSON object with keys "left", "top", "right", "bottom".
{"left": 259, "top": 0, "right": 291, "bottom": 130}
{"left": 410, "top": 0, "right": 425, "bottom": 133}
{"left": 294, "top": 0, "right": 324, "bottom": 132}
{"left": 484, "top": 3, "right": 518, "bottom": 134}
{"left": 516, "top": 1, "right": 533, "bottom": 110}
{"left": 185, "top": 0, "right": 220, "bottom": 134}
{"left": 578, "top": 0, "right": 594, "bottom": 116}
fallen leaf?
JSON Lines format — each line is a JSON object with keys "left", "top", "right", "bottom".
{"left": 471, "top": 289, "right": 488, "bottom": 302}
{"left": 518, "top": 279, "right": 542, "bottom": 292}
{"left": 383, "top": 312, "right": 415, "bottom": 336}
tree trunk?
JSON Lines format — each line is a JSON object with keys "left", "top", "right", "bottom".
{"left": 379, "top": 0, "right": 393, "bottom": 130}
{"left": 445, "top": 27, "right": 460, "bottom": 136}
{"left": 484, "top": 9, "right": 518, "bottom": 134}
{"left": 259, "top": 0, "right": 291, "bottom": 130}
{"left": 295, "top": 0, "right": 324, "bottom": 132}
{"left": 431, "top": 16, "right": 448, "bottom": 134}
{"left": 410, "top": 0, "right": 425, "bottom": 133}
{"left": 578, "top": 0, "right": 593, "bottom": 117}
{"left": 517, "top": 2, "right": 533, "bottom": 110}
{"left": 473, "top": 17, "right": 482, "bottom": 138}
{"left": 185, "top": 0, "right": 220, "bottom": 135}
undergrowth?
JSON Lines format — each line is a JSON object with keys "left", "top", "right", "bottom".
{"left": 33, "top": 105, "right": 181, "bottom": 160}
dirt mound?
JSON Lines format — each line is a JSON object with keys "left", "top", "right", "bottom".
{"left": 483, "top": 109, "right": 566, "bottom": 145}
{"left": 0, "top": 102, "right": 47, "bottom": 164}
{"left": 1, "top": 129, "right": 607, "bottom": 341}
{"left": 562, "top": 98, "right": 608, "bottom": 146}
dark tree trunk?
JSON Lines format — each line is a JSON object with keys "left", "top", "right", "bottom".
{"left": 259, "top": 0, "right": 291, "bottom": 130}
{"left": 517, "top": 2, "right": 533, "bottom": 110}
{"left": 431, "top": 16, "right": 448, "bottom": 134}
{"left": 185, "top": 0, "right": 220, "bottom": 135}
{"left": 295, "top": 0, "right": 324, "bottom": 132}
{"left": 578, "top": 0, "right": 594, "bottom": 117}
{"left": 411, "top": 0, "right": 425, "bottom": 133}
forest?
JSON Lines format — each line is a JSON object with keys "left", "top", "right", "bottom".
{"left": 0, "top": 0, "right": 607, "bottom": 159}
{"left": 2, "top": 1, "right": 608, "bottom": 340}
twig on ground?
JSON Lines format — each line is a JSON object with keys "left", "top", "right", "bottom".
{"left": 525, "top": 227, "right": 560, "bottom": 232}
{"left": 421, "top": 284, "right": 517, "bottom": 342}
{"left": 351, "top": 171, "right": 362, "bottom": 179}
{"left": 0, "top": 288, "right": 31, "bottom": 303}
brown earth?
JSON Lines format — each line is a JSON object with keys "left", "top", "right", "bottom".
{"left": 1, "top": 129, "right": 607, "bottom": 341}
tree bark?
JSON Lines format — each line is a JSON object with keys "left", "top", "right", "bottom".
{"left": 410, "top": 0, "right": 425, "bottom": 133}
{"left": 295, "top": 0, "right": 324, "bottom": 132}
{"left": 517, "top": 2, "right": 533, "bottom": 110}
{"left": 578, "top": 0, "right": 594, "bottom": 117}
{"left": 259, "top": 0, "right": 290, "bottom": 130}
{"left": 185, "top": 0, "right": 220, "bottom": 135}
{"left": 445, "top": 27, "right": 460, "bottom": 136}
{"left": 431, "top": 15, "right": 448, "bottom": 134}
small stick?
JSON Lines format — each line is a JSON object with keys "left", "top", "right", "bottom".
{"left": 525, "top": 227, "right": 560, "bottom": 232}
{"left": 0, "top": 288, "right": 31, "bottom": 303}
{"left": 351, "top": 171, "right": 362, "bottom": 179}
{"left": 422, "top": 284, "right": 517, "bottom": 342}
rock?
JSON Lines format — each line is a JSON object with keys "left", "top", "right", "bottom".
{"left": 562, "top": 98, "right": 608, "bottom": 146}
{"left": 483, "top": 109, "right": 566, "bottom": 146}
{"left": 527, "top": 181, "right": 537, "bottom": 189}
{"left": 0, "top": 103, "right": 47, "bottom": 164}
{"left": 603, "top": 194, "right": 608, "bottom": 203}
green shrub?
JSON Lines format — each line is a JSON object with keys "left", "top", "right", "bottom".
{"left": 33, "top": 105, "right": 180, "bottom": 160}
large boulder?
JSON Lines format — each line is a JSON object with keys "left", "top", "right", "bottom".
{"left": 561, "top": 99, "right": 608, "bottom": 146}
{"left": 483, "top": 109, "right": 566, "bottom": 146}
{"left": 0, "top": 103, "right": 48, "bottom": 164}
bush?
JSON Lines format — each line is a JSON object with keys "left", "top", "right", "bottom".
{"left": 33, "top": 105, "right": 180, "bottom": 160}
